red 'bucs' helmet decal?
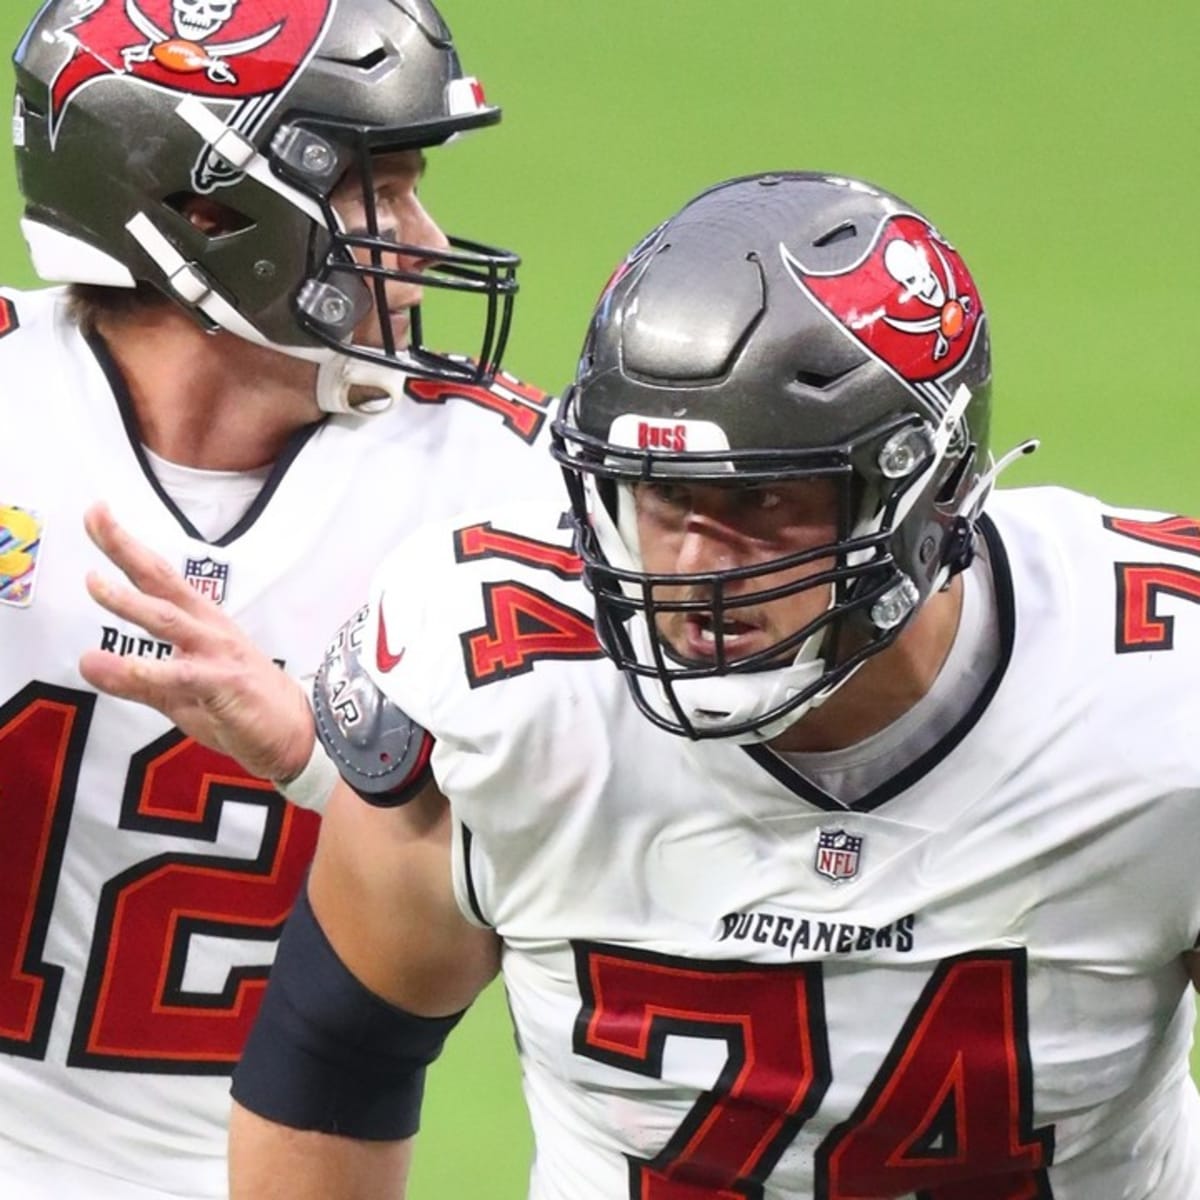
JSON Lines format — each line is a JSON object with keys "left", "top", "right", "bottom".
{"left": 48, "top": 0, "right": 334, "bottom": 145}
{"left": 781, "top": 213, "right": 984, "bottom": 385}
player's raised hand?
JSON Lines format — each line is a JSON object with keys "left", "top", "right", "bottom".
{"left": 78, "top": 501, "right": 315, "bottom": 783}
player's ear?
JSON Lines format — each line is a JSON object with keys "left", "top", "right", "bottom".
{"left": 168, "top": 193, "right": 254, "bottom": 239}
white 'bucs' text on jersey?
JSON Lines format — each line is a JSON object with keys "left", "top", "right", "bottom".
{"left": 0, "top": 287, "right": 561, "bottom": 1198}
{"left": 356, "top": 486, "right": 1200, "bottom": 1199}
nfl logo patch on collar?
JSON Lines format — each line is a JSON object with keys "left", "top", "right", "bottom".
{"left": 815, "top": 828, "right": 864, "bottom": 883}
{"left": 184, "top": 555, "right": 229, "bottom": 605}
{"left": 0, "top": 504, "right": 44, "bottom": 609}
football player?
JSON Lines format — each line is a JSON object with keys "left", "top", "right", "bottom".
{"left": 87, "top": 174, "right": 1200, "bottom": 1198}
{"left": 0, "top": 0, "right": 560, "bottom": 1196}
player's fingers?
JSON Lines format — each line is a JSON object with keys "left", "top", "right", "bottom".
{"left": 86, "top": 568, "right": 211, "bottom": 653}
{"left": 78, "top": 647, "right": 192, "bottom": 711}
{"left": 84, "top": 501, "right": 213, "bottom": 613}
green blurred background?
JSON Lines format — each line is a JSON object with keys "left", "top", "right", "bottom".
{"left": 1, "top": 1, "right": 1197, "bottom": 1194}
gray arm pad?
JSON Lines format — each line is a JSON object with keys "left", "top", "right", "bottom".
{"left": 312, "top": 606, "right": 434, "bottom": 807}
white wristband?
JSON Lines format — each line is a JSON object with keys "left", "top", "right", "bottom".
{"left": 275, "top": 736, "right": 340, "bottom": 813}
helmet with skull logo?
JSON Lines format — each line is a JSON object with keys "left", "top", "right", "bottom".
{"left": 553, "top": 172, "right": 1020, "bottom": 741}
{"left": 13, "top": 0, "right": 518, "bottom": 412}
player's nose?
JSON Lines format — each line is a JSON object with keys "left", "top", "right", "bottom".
{"left": 399, "top": 197, "right": 450, "bottom": 271}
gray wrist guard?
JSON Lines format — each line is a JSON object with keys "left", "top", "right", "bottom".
{"left": 312, "top": 605, "right": 434, "bottom": 807}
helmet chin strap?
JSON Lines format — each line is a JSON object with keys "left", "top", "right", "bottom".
{"left": 169, "top": 98, "right": 410, "bottom": 417}
{"left": 126, "top": 204, "right": 422, "bottom": 421}
{"left": 173, "top": 98, "right": 326, "bottom": 226}
{"left": 126, "top": 207, "right": 412, "bottom": 415}
{"left": 930, "top": 436, "right": 1040, "bottom": 593}
{"left": 960, "top": 438, "right": 1040, "bottom": 522}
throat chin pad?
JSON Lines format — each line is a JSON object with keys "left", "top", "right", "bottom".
{"left": 315, "top": 355, "right": 404, "bottom": 415}
{"left": 626, "top": 612, "right": 849, "bottom": 743}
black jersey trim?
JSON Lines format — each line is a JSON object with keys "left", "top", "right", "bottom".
{"left": 743, "top": 515, "right": 1017, "bottom": 814}
{"left": 86, "top": 331, "right": 325, "bottom": 547}
{"left": 742, "top": 742, "right": 848, "bottom": 813}
{"left": 459, "top": 823, "right": 492, "bottom": 928}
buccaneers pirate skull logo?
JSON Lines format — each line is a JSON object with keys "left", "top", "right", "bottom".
{"left": 780, "top": 212, "right": 984, "bottom": 388}
{"left": 120, "top": 0, "right": 283, "bottom": 86}
{"left": 45, "top": 0, "right": 335, "bottom": 157}
{"left": 172, "top": 0, "right": 242, "bottom": 42}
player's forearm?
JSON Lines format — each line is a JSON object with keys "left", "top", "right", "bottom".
{"left": 229, "top": 1103, "right": 413, "bottom": 1200}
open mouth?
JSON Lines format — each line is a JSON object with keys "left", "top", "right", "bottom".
{"left": 680, "top": 613, "right": 762, "bottom": 660}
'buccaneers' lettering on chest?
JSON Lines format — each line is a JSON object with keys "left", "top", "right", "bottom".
{"left": 718, "top": 909, "right": 916, "bottom": 956}
{"left": 100, "top": 625, "right": 174, "bottom": 660}
{"left": 96, "top": 627, "right": 288, "bottom": 670}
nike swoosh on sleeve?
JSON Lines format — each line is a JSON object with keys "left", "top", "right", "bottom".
{"left": 375, "top": 601, "right": 406, "bottom": 672}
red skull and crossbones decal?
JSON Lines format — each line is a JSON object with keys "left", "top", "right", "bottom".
{"left": 781, "top": 212, "right": 984, "bottom": 388}
{"left": 47, "top": 0, "right": 335, "bottom": 144}
{"left": 880, "top": 235, "right": 971, "bottom": 361}
{"left": 120, "top": 0, "right": 283, "bottom": 86}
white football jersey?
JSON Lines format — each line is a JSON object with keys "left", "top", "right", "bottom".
{"left": 0, "top": 286, "right": 563, "bottom": 1197}
{"left": 358, "top": 486, "right": 1200, "bottom": 1199}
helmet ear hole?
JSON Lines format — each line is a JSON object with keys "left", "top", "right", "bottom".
{"left": 935, "top": 444, "right": 978, "bottom": 506}
{"left": 165, "top": 193, "right": 255, "bottom": 239}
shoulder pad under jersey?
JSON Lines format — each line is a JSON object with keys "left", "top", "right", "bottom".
{"left": 311, "top": 605, "right": 434, "bottom": 807}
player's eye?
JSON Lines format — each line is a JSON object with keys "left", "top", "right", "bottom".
{"left": 736, "top": 486, "right": 782, "bottom": 512}
{"left": 637, "top": 482, "right": 691, "bottom": 511}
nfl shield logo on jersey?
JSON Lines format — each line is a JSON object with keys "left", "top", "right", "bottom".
{"left": 184, "top": 555, "right": 229, "bottom": 605}
{"left": 0, "top": 504, "right": 43, "bottom": 608}
{"left": 814, "top": 828, "right": 864, "bottom": 882}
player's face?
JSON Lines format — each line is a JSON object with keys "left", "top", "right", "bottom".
{"left": 633, "top": 478, "right": 840, "bottom": 666}
{"left": 329, "top": 149, "right": 450, "bottom": 350}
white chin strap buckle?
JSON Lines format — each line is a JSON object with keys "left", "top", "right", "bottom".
{"left": 315, "top": 358, "right": 403, "bottom": 415}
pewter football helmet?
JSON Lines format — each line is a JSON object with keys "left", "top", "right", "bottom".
{"left": 12, "top": 0, "right": 517, "bottom": 411}
{"left": 554, "top": 172, "right": 999, "bottom": 741}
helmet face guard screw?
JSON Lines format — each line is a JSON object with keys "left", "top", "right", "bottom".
{"left": 301, "top": 141, "right": 336, "bottom": 177}
{"left": 319, "top": 293, "right": 351, "bottom": 326}
{"left": 871, "top": 577, "right": 920, "bottom": 631}
{"left": 878, "top": 426, "right": 932, "bottom": 479}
